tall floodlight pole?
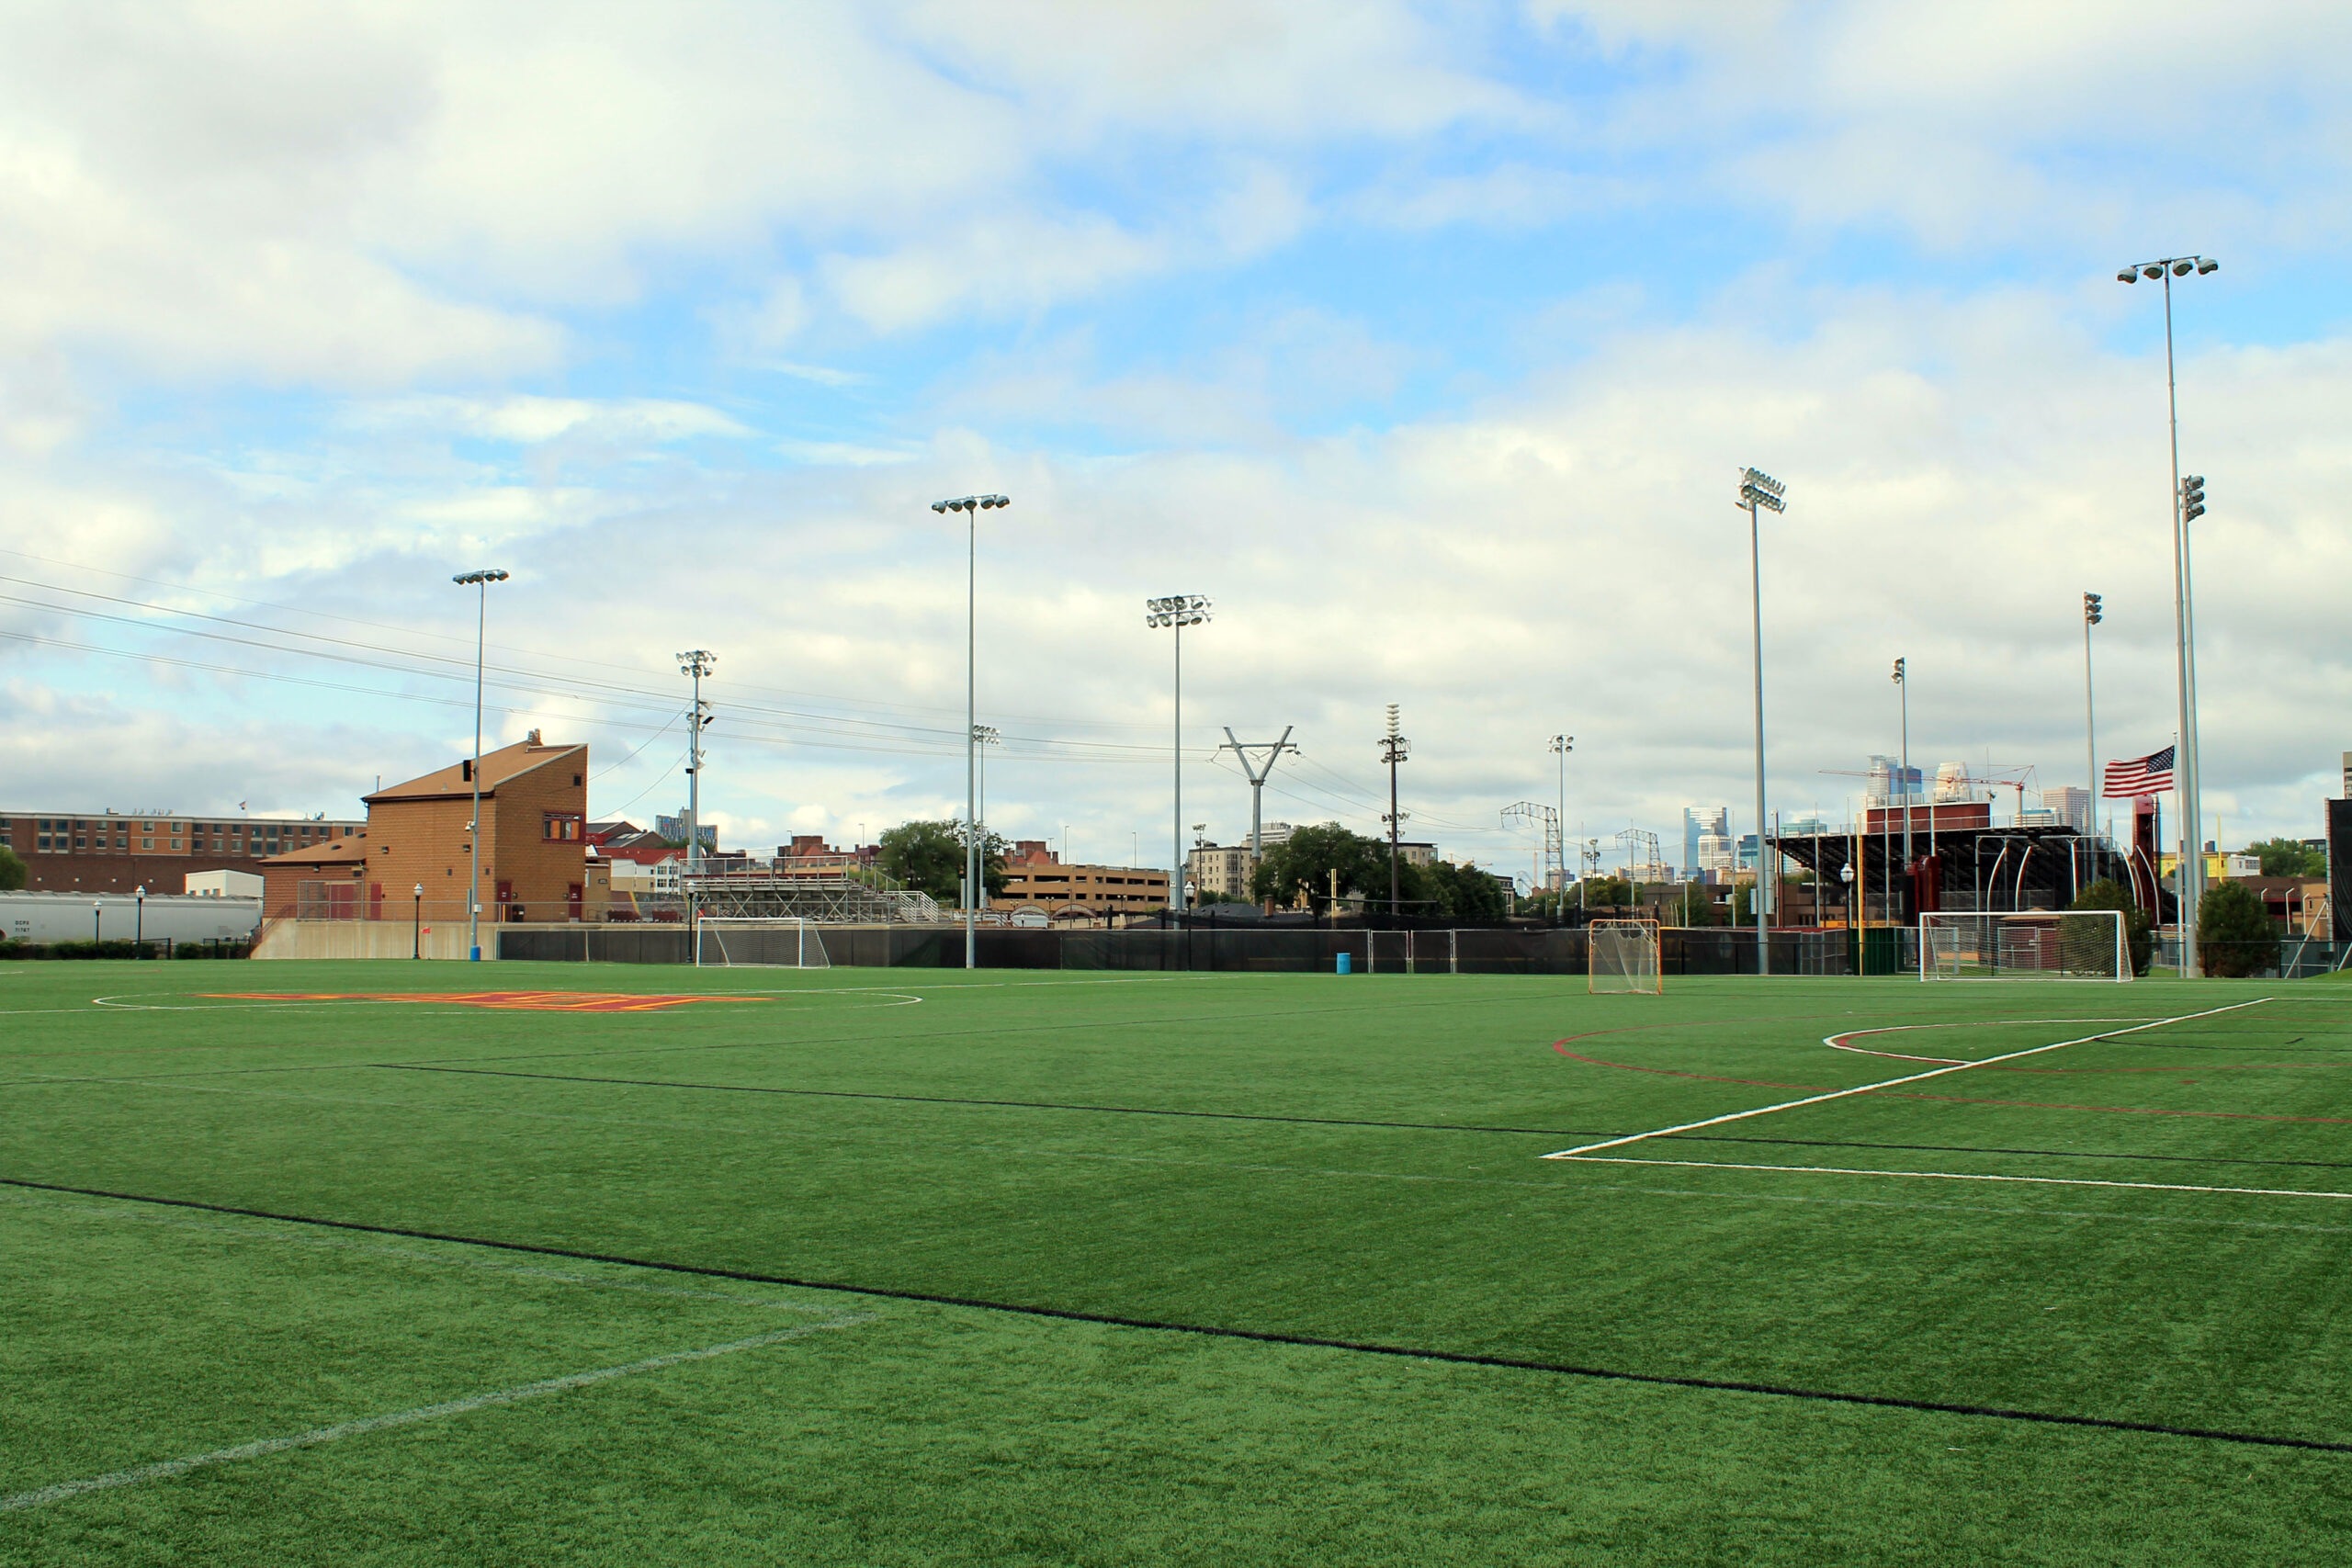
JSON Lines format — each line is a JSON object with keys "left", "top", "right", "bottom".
{"left": 1146, "top": 595, "right": 1211, "bottom": 914}
{"left": 1893, "top": 658, "right": 1911, "bottom": 876}
{"left": 1380, "top": 705, "right": 1410, "bottom": 917}
{"left": 2117, "top": 254, "right": 2217, "bottom": 975}
{"left": 973, "top": 724, "right": 999, "bottom": 874}
{"left": 934, "top": 494, "right": 1012, "bottom": 967}
{"left": 2083, "top": 593, "right": 2103, "bottom": 837}
{"left": 1737, "top": 468, "right": 1785, "bottom": 975}
{"left": 1551, "top": 735, "right": 1573, "bottom": 892}
{"left": 451, "top": 568, "right": 509, "bottom": 962}
{"left": 1218, "top": 727, "right": 1297, "bottom": 882}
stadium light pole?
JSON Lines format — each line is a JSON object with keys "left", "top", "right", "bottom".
{"left": 933, "top": 493, "right": 1011, "bottom": 967}
{"left": 973, "top": 724, "right": 1000, "bottom": 897}
{"left": 1382, "top": 705, "right": 1410, "bottom": 917}
{"left": 2083, "top": 592, "right": 2103, "bottom": 837}
{"left": 452, "top": 568, "right": 509, "bottom": 962}
{"left": 1551, "top": 734, "right": 1573, "bottom": 892}
{"left": 1145, "top": 595, "right": 1211, "bottom": 915}
{"left": 2117, "top": 254, "right": 2217, "bottom": 975}
{"left": 1893, "top": 658, "right": 1910, "bottom": 877}
{"left": 1738, "top": 468, "right": 1785, "bottom": 974}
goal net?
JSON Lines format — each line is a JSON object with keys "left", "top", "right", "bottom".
{"left": 1919, "top": 910, "right": 2128, "bottom": 982}
{"left": 693, "top": 918, "right": 832, "bottom": 968}
{"left": 1589, "top": 919, "right": 1662, "bottom": 994}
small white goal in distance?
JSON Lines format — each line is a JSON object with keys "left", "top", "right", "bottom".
{"left": 1918, "top": 910, "right": 2129, "bottom": 982}
{"left": 693, "top": 917, "right": 832, "bottom": 968}
{"left": 1589, "top": 919, "right": 1663, "bottom": 995}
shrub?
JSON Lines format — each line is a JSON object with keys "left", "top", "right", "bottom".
{"left": 2066, "top": 878, "right": 2154, "bottom": 976}
{"left": 2197, "top": 882, "right": 2276, "bottom": 978}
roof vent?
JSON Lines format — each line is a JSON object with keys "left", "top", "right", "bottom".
{"left": 526, "top": 728, "right": 543, "bottom": 745}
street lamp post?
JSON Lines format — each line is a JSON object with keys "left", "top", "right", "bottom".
{"left": 134, "top": 885, "right": 144, "bottom": 953}
{"left": 2083, "top": 592, "right": 2103, "bottom": 837}
{"left": 1145, "top": 595, "right": 1211, "bottom": 916}
{"left": 2116, "top": 254, "right": 2217, "bottom": 974}
{"left": 413, "top": 883, "right": 424, "bottom": 960}
{"left": 451, "top": 569, "right": 509, "bottom": 962}
{"left": 1738, "top": 468, "right": 1786, "bottom": 974}
{"left": 933, "top": 494, "right": 1012, "bottom": 968}
{"left": 92, "top": 899, "right": 101, "bottom": 945}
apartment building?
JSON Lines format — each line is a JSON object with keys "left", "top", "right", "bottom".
{"left": 993, "top": 841, "right": 1169, "bottom": 917}
{"left": 1, "top": 809, "right": 362, "bottom": 895}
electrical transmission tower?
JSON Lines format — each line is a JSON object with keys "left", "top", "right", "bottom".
{"left": 1613, "top": 827, "right": 1661, "bottom": 894}
{"left": 1219, "top": 727, "right": 1298, "bottom": 873}
{"left": 1501, "top": 802, "right": 1564, "bottom": 892}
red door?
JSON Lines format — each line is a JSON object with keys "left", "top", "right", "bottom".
{"left": 567, "top": 884, "right": 583, "bottom": 921}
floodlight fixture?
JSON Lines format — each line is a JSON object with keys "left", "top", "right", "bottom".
{"left": 933, "top": 493, "right": 1011, "bottom": 514}
{"left": 451, "top": 568, "right": 508, "bottom": 586}
{"left": 2196, "top": 258, "right": 2219, "bottom": 275}
{"left": 1738, "top": 467, "right": 1786, "bottom": 513}
{"left": 2084, "top": 591, "right": 2103, "bottom": 626}
{"left": 1144, "top": 593, "right": 1211, "bottom": 628}
{"left": 1892, "top": 656, "right": 1905, "bottom": 684}
{"left": 2118, "top": 268, "right": 2138, "bottom": 284}
{"left": 2179, "top": 473, "right": 2206, "bottom": 522}
{"left": 2143, "top": 265, "right": 2165, "bottom": 280}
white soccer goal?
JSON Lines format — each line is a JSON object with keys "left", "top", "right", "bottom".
{"left": 1589, "top": 919, "right": 1662, "bottom": 995}
{"left": 693, "top": 917, "right": 832, "bottom": 968}
{"left": 1918, "top": 910, "right": 2130, "bottom": 982}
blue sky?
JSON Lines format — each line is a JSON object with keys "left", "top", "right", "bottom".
{"left": 3, "top": 1, "right": 2346, "bottom": 876}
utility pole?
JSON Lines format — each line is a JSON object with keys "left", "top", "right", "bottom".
{"left": 678, "top": 650, "right": 716, "bottom": 874}
{"left": 1219, "top": 726, "right": 1297, "bottom": 886}
{"left": 452, "top": 567, "right": 508, "bottom": 962}
{"left": 1380, "top": 705, "right": 1409, "bottom": 918}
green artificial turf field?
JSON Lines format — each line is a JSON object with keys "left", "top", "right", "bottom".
{"left": 4, "top": 959, "right": 2350, "bottom": 1564}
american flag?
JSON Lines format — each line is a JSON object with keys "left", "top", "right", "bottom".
{"left": 2102, "top": 745, "right": 2176, "bottom": 797}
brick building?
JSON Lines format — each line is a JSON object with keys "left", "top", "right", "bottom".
{"left": 356, "top": 736, "right": 599, "bottom": 926}
{"left": 1, "top": 808, "right": 362, "bottom": 896}
{"left": 992, "top": 840, "right": 1170, "bottom": 919}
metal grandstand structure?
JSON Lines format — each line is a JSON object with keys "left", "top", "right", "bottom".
{"left": 682, "top": 862, "right": 944, "bottom": 924}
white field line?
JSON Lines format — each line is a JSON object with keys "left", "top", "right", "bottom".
{"left": 1, "top": 1316, "right": 872, "bottom": 1514}
{"left": 1560, "top": 1155, "right": 2352, "bottom": 1201}
{"left": 1824, "top": 1018, "right": 2157, "bottom": 1066}
{"left": 1542, "top": 998, "right": 2273, "bottom": 1160}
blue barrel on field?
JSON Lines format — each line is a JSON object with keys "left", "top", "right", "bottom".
{"left": 1337, "top": 951, "right": 1352, "bottom": 975}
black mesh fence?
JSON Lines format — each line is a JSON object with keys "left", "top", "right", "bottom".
{"left": 491, "top": 922, "right": 1858, "bottom": 975}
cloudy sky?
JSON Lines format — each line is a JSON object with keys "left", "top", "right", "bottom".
{"left": 2, "top": 1, "right": 2345, "bottom": 881}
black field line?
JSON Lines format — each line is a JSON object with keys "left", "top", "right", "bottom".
{"left": 2, "top": 1174, "right": 2342, "bottom": 1456}
{"left": 370, "top": 1064, "right": 2352, "bottom": 1173}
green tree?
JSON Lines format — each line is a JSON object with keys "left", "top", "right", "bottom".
{"left": 877, "top": 819, "right": 1006, "bottom": 905}
{"left": 1413, "top": 859, "right": 1509, "bottom": 922}
{"left": 0, "top": 845, "right": 24, "bottom": 892}
{"left": 2196, "top": 880, "right": 2276, "bottom": 978}
{"left": 2244, "top": 837, "right": 2325, "bottom": 879}
{"left": 1579, "top": 876, "right": 1633, "bottom": 908}
{"left": 1671, "top": 882, "right": 1722, "bottom": 927}
{"left": 2066, "top": 877, "right": 2154, "bottom": 976}
{"left": 1250, "top": 823, "right": 1388, "bottom": 911}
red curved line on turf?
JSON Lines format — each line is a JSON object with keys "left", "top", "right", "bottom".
{"left": 1552, "top": 1044, "right": 1830, "bottom": 1092}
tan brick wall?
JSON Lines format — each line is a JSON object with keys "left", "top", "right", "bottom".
{"left": 364, "top": 795, "right": 482, "bottom": 924}
{"left": 361, "top": 747, "right": 590, "bottom": 924}
{"left": 487, "top": 749, "right": 589, "bottom": 922}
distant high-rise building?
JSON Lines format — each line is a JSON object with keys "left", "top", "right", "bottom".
{"left": 2043, "top": 786, "right": 2093, "bottom": 833}
{"left": 1683, "top": 808, "right": 1740, "bottom": 884}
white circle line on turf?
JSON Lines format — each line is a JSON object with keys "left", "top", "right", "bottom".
{"left": 1544, "top": 998, "right": 2275, "bottom": 1159}
{"left": 84, "top": 992, "right": 923, "bottom": 1012}
{"left": 1551, "top": 1155, "right": 2352, "bottom": 1201}
{"left": 1825, "top": 1018, "right": 2163, "bottom": 1065}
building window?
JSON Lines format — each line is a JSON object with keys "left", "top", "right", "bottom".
{"left": 171, "top": 839, "right": 183, "bottom": 851}
{"left": 74, "top": 836, "right": 85, "bottom": 850}
{"left": 543, "top": 813, "right": 582, "bottom": 841}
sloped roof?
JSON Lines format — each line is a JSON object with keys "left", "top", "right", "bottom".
{"left": 258, "top": 839, "right": 369, "bottom": 868}
{"left": 365, "top": 740, "right": 584, "bottom": 806}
